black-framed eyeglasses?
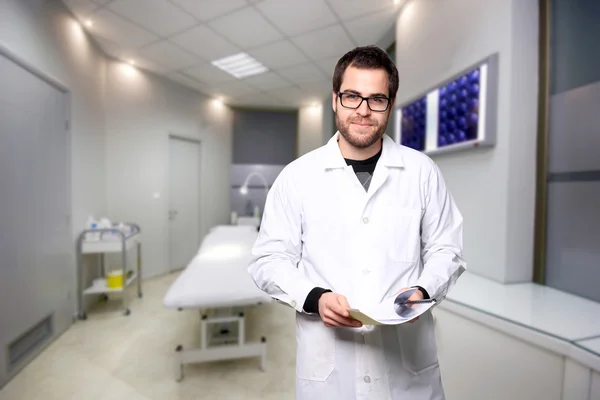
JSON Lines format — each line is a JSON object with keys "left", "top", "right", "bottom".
{"left": 338, "top": 92, "right": 391, "bottom": 112}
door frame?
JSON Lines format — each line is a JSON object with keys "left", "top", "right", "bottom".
{"left": 532, "top": 0, "right": 551, "bottom": 284}
{"left": 166, "top": 133, "right": 203, "bottom": 274}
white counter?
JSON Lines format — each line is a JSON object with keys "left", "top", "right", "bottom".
{"left": 435, "top": 271, "right": 600, "bottom": 400}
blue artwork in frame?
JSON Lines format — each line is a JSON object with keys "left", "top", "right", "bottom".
{"left": 400, "top": 96, "right": 427, "bottom": 151}
{"left": 437, "top": 68, "right": 481, "bottom": 147}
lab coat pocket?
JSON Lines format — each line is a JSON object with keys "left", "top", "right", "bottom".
{"left": 389, "top": 208, "right": 422, "bottom": 263}
{"left": 296, "top": 316, "right": 335, "bottom": 382}
{"left": 397, "top": 311, "right": 439, "bottom": 375}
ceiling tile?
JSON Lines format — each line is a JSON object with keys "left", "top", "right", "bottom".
{"left": 107, "top": 0, "right": 196, "bottom": 37}
{"left": 276, "top": 63, "right": 329, "bottom": 85}
{"left": 170, "top": 0, "right": 247, "bottom": 22}
{"left": 95, "top": 37, "right": 168, "bottom": 74}
{"left": 265, "top": 86, "right": 307, "bottom": 105}
{"left": 62, "top": 0, "right": 100, "bottom": 19}
{"left": 170, "top": 25, "right": 240, "bottom": 61}
{"left": 136, "top": 40, "right": 202, "bottom": 71}
{"left": 167, "top": 72, "right": 206, "bottom": 87}
{"left": 167, "top": 72, "right": 211, "bottom": 92}
{"left": 184, "top": 62, "right": 236, "bottom": 85}
{"left": 129, "top": 57, "right": 169, "bottom": 75}
{"left": 208, "top": 7, "right": 282, "bottom": 48}
{"left": 247, "top": 40, "right": 308, "bottom": 70}
{"left": 300, "top": 79, "right": 332, "bottom": 96}
{"left": 315, "top": 55, "right": 342, "bottom": 78}
{"left": 292, "top": 24, "right": 355, "bottom": 60}
{"left": 255, "top": 0, "right": 338, "bottom": 37}
{"left": 204, "top": 80, "right": 257, "bottom": 98}
{"left": 88, "top": 9, "right": 158, "bottom": 48}
{"left": 343, "top": 8, "right": 399, "bottom": 47}
{"left": 242, "top": 72, "right": 293, "bottom": 91}
{"left": 94, "top": 36, "right": 130, "bottom": 59}
{"left": 326, "top": 0, "right": 402, "bottom": 21}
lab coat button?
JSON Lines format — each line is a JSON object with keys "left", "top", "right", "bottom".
{"left": 364, "top": 375, "right": 371, "bottom": 383}
{"left": 362, "top": 217, "right": 369, "bottom": 224}
{"left": 363, "top": 268, "right": 370, "bottom": 275}
{"left": 291, "top": 300, "right": 297, "bottom": 308}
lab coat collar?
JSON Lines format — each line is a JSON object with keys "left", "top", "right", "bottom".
{"left": 324, "top": 131, "right": 405, "bottom": 169}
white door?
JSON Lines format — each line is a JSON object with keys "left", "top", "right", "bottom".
{"left": 168, "top": 136, "right": 201, "bottom": 272}
{"left": 0, "top": 52, "right": 71, "bottom": 386}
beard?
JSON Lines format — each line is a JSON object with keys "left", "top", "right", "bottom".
{"left": 335, "top": 112, "right": 388, "bottom": 149}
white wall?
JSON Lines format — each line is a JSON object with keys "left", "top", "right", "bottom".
{"left": 0, "top": 0, "right": 108, "bottom": 314}
{"left": 297, "top": 104, "right": 324, "bottom": 157}
{"left": 0, "top": 0, "right": 107, "bottom": 237}
{"left": 0, "top": 0, "right": 235, "bottom": 284}
{"left": 395, "top": 0, "right": 539, "bottom": 283}
{"left": 105, "top": 62, "right": 234, "bottom": 278}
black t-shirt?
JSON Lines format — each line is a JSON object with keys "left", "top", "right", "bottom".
{"left": 344, "top": 147, "right": 382, "bottom": 192}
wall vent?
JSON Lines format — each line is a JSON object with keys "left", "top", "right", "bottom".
{"left": 7, "top": 314, "right": 53, "bottom": 372}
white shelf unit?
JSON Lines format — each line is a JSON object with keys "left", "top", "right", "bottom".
{"left": 76, "top": 224, "right": 143, "bottom": 319}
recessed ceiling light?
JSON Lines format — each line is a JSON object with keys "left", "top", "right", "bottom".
{"left": 85, "top": 19, "right": 93, "bottom": 27}
{"left": 211, "top": 52, "right": 268, "bottom": 79}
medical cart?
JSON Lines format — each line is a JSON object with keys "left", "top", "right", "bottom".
{"left": 76, "top": 223, "right": 142, "bottom": 319}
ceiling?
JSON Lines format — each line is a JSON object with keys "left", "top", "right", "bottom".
{"left": 62, "top": 0, "right": 404, "bottom": 109}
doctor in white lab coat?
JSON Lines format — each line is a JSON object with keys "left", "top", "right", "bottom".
{"left": 248, "top": 45, "right": 466, "bottom": 400}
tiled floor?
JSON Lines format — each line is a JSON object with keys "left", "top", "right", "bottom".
{"left": 0, "top": 272, "right": 297, "bottom": 400}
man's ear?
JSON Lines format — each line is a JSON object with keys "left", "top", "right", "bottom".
{"left": 331, "top": 91, "right": 337, "bottom": 113}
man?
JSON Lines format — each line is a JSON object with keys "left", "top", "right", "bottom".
{"left": 248, "top": 45, "right": 466, "bottom": 400}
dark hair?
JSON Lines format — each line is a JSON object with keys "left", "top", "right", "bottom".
{"left": 332, "top": 45, "right": 399, "bottom": 100}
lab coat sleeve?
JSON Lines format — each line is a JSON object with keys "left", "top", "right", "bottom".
{"left": 247, "top": 169, "right": 317, "bottom": 313}
{"left": 415, "top": 160, "right": 467, "bottom": 303}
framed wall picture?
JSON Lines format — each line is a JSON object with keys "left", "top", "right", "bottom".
{"left": 396, "top": 53, "right": 499, "bottom": 156}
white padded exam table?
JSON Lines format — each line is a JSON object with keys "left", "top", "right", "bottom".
{"left": 163, "top": 225, "right": 272, "bottom": 381}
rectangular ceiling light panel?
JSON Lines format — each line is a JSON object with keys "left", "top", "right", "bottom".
{"left": 211, "top": 52, "right": 268, "bottom": 79}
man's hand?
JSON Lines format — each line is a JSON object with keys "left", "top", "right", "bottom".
{"left": 318, "top": 292, "right": 362, "bottom": 328}
{"left": 397, "top": 287, "right": 424, "bottom": 323}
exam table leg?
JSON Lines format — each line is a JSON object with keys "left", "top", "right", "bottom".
{"left": 137, "top": 242, "right": 142, "bottom": 298}
{"left": 175, "top": 345, "right": 184, "bottom": 382}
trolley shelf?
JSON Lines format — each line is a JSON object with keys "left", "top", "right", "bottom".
{"left": 83, "top": 271, "right": 138, "bottom": 295}
{"left": 81, "top": 232, "right": 140, "bottom": 254}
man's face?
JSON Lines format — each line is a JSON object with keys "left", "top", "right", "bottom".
{"left": 333, "top": 66, "right": 394, "bottom": 149}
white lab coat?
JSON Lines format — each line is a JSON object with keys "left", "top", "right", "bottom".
{"left": 248, "top": 132, "right": 466, "bottom": 400}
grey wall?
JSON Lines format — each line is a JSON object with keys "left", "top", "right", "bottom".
{"left": 232, "top": 108, "right": 298, "bottom": 165}
{"left": 545, "top": 0, "right": 600, "bottom": 302}
{"left": 550, "top": 0, "right": 600, "bottom": 94}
